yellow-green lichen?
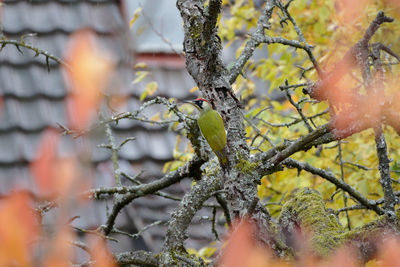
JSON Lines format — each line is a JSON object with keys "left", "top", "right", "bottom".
{"left": 279, "top": 188, "right": 346, "bottom": 256}
{"left": 189, "top": 21, "right": 202, "bottom": 40}
{"left": 234, "top": 154, "right": 259, "bottom": 174}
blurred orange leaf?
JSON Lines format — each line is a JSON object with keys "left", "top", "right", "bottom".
{"left": 375, "top": 237, "right": 400, "bottom": 267}
{"left": 64, "top": 30, "right": 115, "bottom": 130}
{"left": 30, "top": 129, "right": 79, "bottom": 198}
{"left": 220, "top": 220, "right": 284, "bottom": 267}
{"left": 89, "top": 237, "right": 117, "bottom": 267}
{"left": 43, "top": 227, "right": 75, "bottom": 267}
{"left": 335, "top": 0, "right": 368, "bottom": 24}
{"left": 0, "top": 192, "right": 38, "bottom": 267}
{"left": 31, "top": 129, "right": 60, "bottom": 197}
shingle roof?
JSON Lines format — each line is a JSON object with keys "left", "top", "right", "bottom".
{"left": 0, "top": 0, "right": 222, "bottom": 253}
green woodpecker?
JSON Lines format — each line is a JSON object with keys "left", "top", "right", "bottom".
{"left": 186, "top": 98, "right": 228, "bottom": 166}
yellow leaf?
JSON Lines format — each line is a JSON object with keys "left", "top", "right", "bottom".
{"left": 145, "top": 81, "right": 158, "bottom": 95}
{"left": 189, "top": 86, "right": 198, "bottom": 93}
{"left": 129, "top": 7, "right": 142, "bottom": 28}
{"left": 134, "top": 62, "right": 147, "bottom": 69}
{"left": 136, "top": 25, "right": 147, "bottom": 36}
{"left": 140, "top": 81, "right": 158, "bottom": 101}
{"left": 162, "top": 162, "right": 172, "bottom": 173}
{"left": 132, "top": 71, "right": 149, "bottom": 84}
{"left": 150, "top": 112, "right": 160, "bottom": 122}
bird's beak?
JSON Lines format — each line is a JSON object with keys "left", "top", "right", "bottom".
{"left": 182, "top": 100, "right": 200, "bottom": 111}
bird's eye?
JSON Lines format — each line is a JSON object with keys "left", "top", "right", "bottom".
{"left": 195, "top": 100, "right": 203, "bottom": 109}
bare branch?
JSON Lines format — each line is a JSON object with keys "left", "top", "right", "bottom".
{"left": 281, "top": 82, "right": 313, "bottom": 132}
{"left": 111, "top": 220, "right": 164, "bottom": 239}
{"left": 374, "top": 127, "right": 396, "bottom": 213}
{"left": 116, "top": 251, "right": 158, "bottom": 267}
{"left": 104, "top": 124, "right": 121, "bottom": 186}
{"left": 265, "top": 124, "right": 332, "bottom": 168}
{"left": 0, "top": 38, "right": 67, "bottom": 71}
{"left": 228, "top": 0, "right": 275, "bottom": 84}
{"left": 284, "top": 158, "right": 384, "bottom": 215}
{"left": 338, "top": 141, "right": 351, "bottom": 230}
{"left": 92, "top": 157, "right": 205, "bottom": 235}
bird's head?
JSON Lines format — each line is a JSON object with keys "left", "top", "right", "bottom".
{"left": 184, "top": 98, "right": 211, "bottom": 111}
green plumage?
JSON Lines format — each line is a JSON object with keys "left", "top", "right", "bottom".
{"left": 197, "top": 108, "right": 227, "bottom": 161}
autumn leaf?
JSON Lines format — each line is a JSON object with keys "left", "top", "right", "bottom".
{"left": 64, "top": 30, "right": 115, "bottom": 130}
{"left": 129, "top": 7, "right": 142, "bottom": 28}
{"left": 335, "top": 0, "right": 368, "bottom": 24}
{"left": 375, "top": 237, "right": 400, "bottom": 267}
{"left": 0, "top": 193, "right": 38, "bottom": 267}
{"left": 88, "top": 236, "right": 117, "bottom": 267}
{"left": 219, "top": 220, "right": 281, "bottom": 267}
{"left": 30, "top": 129, "right": 60, "bottom": 197}
{"left": 42, "top": 227, "right": 75, "bottom": 267}
{"left": 30, "top": 129, "right": 80, "bottom": 198}
{"left": 140, "top": 81, "right": 158, "bottom": 101}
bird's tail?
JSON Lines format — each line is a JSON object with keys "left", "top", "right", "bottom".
{"left": 215, "top": 149, "right": 228, "bottom": 169}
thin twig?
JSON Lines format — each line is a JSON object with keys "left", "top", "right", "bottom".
{"left": 0, "top": 38, "right": 68, "bottom": 71}
{"left": 111, "top": 220, "right": 164, "bottom": 239}
{"left": 104, "top": 124, "right": 121, "bottom": 186}
{"left": 281, "top": 81, "right": 313, "bottom": 132}
{"left": 211, "top": 207, "right": 220, "bottom": 241}
{"left": 274, "top": 0, "right": 323, "bottom": 77}
{"left": 338, "top": 141, "right": 351, "bottom": 230}
{"left": 244, "top": 116, "right": 274, "bottom": 147}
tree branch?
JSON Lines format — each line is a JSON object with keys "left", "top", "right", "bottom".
{"left": 116, "top": 251, "right": 158, "bottom": 267}
{"left": 267, "top": 123, "right": 331, "bottom": 166}
{"left": 161, "top": 174, "right": 221, "bottom": 265}
{"left": 228, "top": 0, "right": 275, "bottom": 84}
{"left": 0, "top": 38, "right": 67, "bottom": 71}
{"left": 283, "top": 158, "right": 384, "bottom": 215}
{"left": 374, "top": 127, "right": 396, "bottom": 213}
{"left": 204, "top": 0, "right": 222, "bottom": 42}
{"left": 92, "top": 157, "right": 205, "bottom": 235}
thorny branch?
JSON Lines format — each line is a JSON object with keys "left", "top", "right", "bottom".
{"left": 58, "top": 96, "right": 189, "bottom": 138}
{"left": 0, "top": 37, "right": 67, "bottom": 71}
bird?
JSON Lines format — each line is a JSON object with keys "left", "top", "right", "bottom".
{"left": 185, "top": 98, "right": 228, "bottom": 166}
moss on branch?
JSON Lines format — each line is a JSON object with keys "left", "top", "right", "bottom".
{"left": 277, "top": 187, "right": 400, "bottom": 261}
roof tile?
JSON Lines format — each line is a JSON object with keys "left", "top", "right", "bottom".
{"left": 0, "top": 133, "right": 20, "bottom": 163}
{"left": 0, "top": 166, "right": 33, "bottom": 193}
{"left": 2, "top": 1, "right": 124, "bottom": 34}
